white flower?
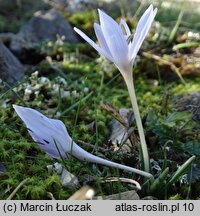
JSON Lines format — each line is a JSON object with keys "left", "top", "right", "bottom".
{"left": 74, "top": 5, "right": 157, "bottom": 77}
{"left": 13, "top": 104, "right": 152, "bottom": 179}
{"left": 74, "top": 5, "right": 157, "bottom": 173}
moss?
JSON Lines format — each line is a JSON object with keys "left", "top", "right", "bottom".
{"left": 170, "top": 78, "right": 200, "bottom": 96}
{"left": 68, "top": 10, "right": 95, "bottom": 38}
{"left": 45, "top": 174, "right": 62, "bottom": 191}
{"left": 22, "top": 177, "right": 47, "bottom": 200}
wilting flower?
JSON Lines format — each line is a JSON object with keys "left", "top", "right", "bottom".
{"left": 74, "top": 5, "right": 157, "bottom": 173}
{"left": 13, "top": 104, "right": 152, "bottom": 179}
{"left": 74, "top": 5, "right": 157, "bottom": 79}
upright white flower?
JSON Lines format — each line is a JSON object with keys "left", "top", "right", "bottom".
{"left": 74, "top": 5, "right": 157, "bottom": 79}
{"left": 13, "top": 104, "right": 152, "bottom": 179}
{"left": 74, "top": 5, "right": 157, "bottom": 173}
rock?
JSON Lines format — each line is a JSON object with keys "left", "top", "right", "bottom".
{"left": 10, "top": 9, "right": 79, "bottom": 55}
{"left": 175, "top": 92, "right": 200, "bottom": 112}
{"left": 59, "top": 168, "right": 79, "bottom": 189}
{"left": 50, "top": 162, "right": 79, "bottom": 189}
{"left": 0, "top": 33, "right": 15, "bottom": 45}
{"left": 93, "top": 190, "right": 140, "bottom": 200}
{"left": 174, "top": 92, "right": 200, "bottom": 122}
{"left": 0, "top": 40, "right": 24, "bottom": 84}
{"left": 0, "top": 162, "right": 7, "bottom": 178}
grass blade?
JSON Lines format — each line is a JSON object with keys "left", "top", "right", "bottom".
{"left": 167, "top": 155, "right": 196, "bottom": 188}
{"left": 173, "top": 41, "right": 200, "bottom": 51}
{"left": 168, "top": 10, "right": 184, "bottom": 44}
{"left": 60, "top": 91, "right": 93, "bottom": 116}
{"left": 150, "top": 167, "right": 169, "bottom": 193}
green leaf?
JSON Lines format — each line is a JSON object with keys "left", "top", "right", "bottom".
{"left": 146, "top": 111, "right": 158, "bottom": 127}
{"left": 150, "top": 167, "right": 169, "bottom": 193}
{"left": 173, "top": 41, "right": 200, "bottom": 51}
{"left": 183, "top": 141, "right": 200, "bottom": 156}
{"left": 167, "top": 156, "right": 196, "bottom": 187}
{"left": 168, "top": 10, "right": 184, "bottom": 44}
{"left": 164, "top": 112, "right": 191, "bottom": 127}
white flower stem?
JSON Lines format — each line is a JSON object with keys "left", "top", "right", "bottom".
{"left": 72, "top": 143, "right": 153, "bottom": 178}
{"left": 124, "top": 74, "right": 150, "bottom": 173}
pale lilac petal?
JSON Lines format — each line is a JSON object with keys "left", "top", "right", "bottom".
{"left": 50, "top": 118, "right": 72, "bottom": 142}
{"left": 28, "top": 129, "right": 68, "bottom": 159}
{"left": 98, "top": 9, "right": 127, "bottom": 45}
{"left": 135, "top": 7, "right": 157, "bottom": 47}
{"left": 109, "top": 35, "right": 132, "bottom": 73}
{"left": 130, "top": 6, "right": 157, "bottom": 60}
{"left": 120, "top": 18, "right": 131, "bottom": 38}
{"left": 98, "top": 9, "right": 129, "bottom": 70}
{"left": 133, "top": 5, "right": 153, "bottom": 42}
{"left": 93, "top": 23, "right": 112, "bottom": 57}
{"left": 74, "top": 27, "right": 114, "bottom": 62}
{"left": 13, "top": 105, "right": 71, "bottom": 159}
{"left": 13, "top": 105, "right": 51, "bottom": 132}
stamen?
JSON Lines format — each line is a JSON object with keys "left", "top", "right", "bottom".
{"left": 126, "top": 34, "right": 134, "bottom": 44}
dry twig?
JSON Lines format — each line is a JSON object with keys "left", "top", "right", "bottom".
{"left": 6, "top": 178, "right": 30, "bottom": 200}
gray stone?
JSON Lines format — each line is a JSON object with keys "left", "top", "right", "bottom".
{"left": 0, "top": 41, "right": 24, "bottom": 84}
{"left": 59, "top": 169, "right": 79, "bottom": 189}
{"left": 0, "top": 161, "right": 7, "bottom": 178}
{"left": 174, "top": 92, "right": 200, "bottom": 122}
{"left": 10, "top": 9, "right": 79, "bottom": 54}
{"left": 93, "top": 190, "right": 140, "bottom": 200}
{"left": 175, "top": 92, "right": 200, "bottom": 111}
{"left": 52, "top": 162, "right": 79, "bottom": 189}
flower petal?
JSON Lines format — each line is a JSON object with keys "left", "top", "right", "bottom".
{"left": 98, "top": 9, "right": 129, "bottom": 70}
{"left": 109, "top": 34, "right": 133, "bottom": 73}
{"left": 120, "top": 18, "right": 131, "bottom": 38}
{"left": 135, "top": 7, "right": 157, "bottom": 47}
{"left": 133, "top": 5, "right": 153, "bottom": 42}
{"left": 130, "top": 5, "right": 157, "bottom": 60}
{"left": 74, "top": 27, "right": 114, "bottom": 62}
{"left": 13, "top": 105, "right": 71, "bottom": 159}
{"left": 28, "top": 129, "right": 68, "bottom": 159}
{"left": 93, "top": 23, "right": 112, "bottom": 57}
